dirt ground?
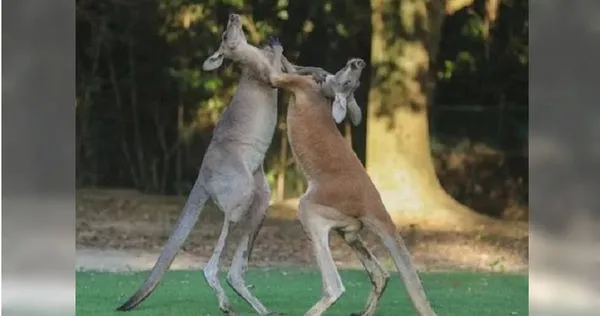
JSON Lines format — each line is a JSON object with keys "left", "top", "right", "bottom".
{"left": 76, "top": 188, "right": 528, "bottom": 273}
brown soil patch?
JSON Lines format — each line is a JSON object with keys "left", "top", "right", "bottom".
{"left": 76, "top": 189, "right": 528, "bottom": 272}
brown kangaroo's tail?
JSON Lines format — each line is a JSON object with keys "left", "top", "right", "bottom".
{"left": 362, "top": 205, "right": 438, "bottom": 316}
{"left": 116, "top": 178, "right": 209, "bottom": 312}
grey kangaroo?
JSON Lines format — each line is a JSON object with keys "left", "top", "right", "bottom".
{"left": 117, "top": 14, "right": 287, "bottom": 315}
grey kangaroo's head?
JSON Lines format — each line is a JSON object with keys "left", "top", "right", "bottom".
{"left": 202, "top": 13, "right": 248, "bottom": 71}
{"left": 329, "top": 58, "right": 366, "bottom": 125}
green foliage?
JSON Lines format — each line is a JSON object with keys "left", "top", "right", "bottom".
{"left": 456, "top": 51, "right": 477, "bottom": 72}
{"left": 461, "top": 14, "right": 486, "bottom": 38}
{"left": 433, "top": 0, "right": 528, "bottom": 148}
{"left": 76, "top": 0, "right": 528, "bottom": 196}
{"left": 436, "top": 0, "right": 528, "bottom": 106}
{"left": 76, "top": 0, "right": 367, "bottom": 195}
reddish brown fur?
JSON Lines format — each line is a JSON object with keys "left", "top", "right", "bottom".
{"left": 272, "top": 74, "right": 397, "bottom": 235}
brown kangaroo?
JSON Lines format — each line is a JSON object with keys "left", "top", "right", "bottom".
{"left": 263, "top": 59, "right": 439, "bottom": 316}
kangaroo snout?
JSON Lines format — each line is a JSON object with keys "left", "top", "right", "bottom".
{"left": 349, "top": 58, "right": 366, "bottom": 70}
{"left": 228, "top": 13, "right": 241, "bottom": 24}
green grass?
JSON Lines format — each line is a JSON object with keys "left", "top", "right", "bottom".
{"left": 77, "top": 268, "right": 527, "bottom": 316}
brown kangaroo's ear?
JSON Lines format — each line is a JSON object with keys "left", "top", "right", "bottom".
{"left": 332, "top": 93, "right": 348, "bottom": 124}
{"left": 346, "top": 94, "right": 362, "bottom": 126}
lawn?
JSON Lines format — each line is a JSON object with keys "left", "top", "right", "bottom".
{"left": 77, "top": 268, "right": 527, "bottom": 315}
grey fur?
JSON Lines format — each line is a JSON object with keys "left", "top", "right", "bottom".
{"left": 116, "top": 13, "right": 284, "bottom": 315}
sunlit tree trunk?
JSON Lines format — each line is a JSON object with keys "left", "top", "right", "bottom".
{"left": 367, "top": 0, "right": 488, "bottom": 230}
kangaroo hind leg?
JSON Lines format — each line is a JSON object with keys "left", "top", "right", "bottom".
{"left": 298, "top": 200, "right": 359, "bottom": 316}
{"left": 336, "top": 226, "right": 390, "bottom": 316}
{"left": 226, "top": 166, "right": 276, "bottom": 315}
{"left": 203, "top": 164, "right": 255, "bottom": 315}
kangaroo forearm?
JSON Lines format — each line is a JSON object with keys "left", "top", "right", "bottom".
{"left": 280, "top": 57, "right": 331, "bottom": 77}
{"left": 295, "top": 66, "right": 330, "bottom": 77}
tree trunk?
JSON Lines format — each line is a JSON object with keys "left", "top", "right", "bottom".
{"left": 367, "top": 0, "right": 488, "bottom": 230}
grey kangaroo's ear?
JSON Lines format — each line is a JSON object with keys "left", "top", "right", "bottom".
{"left": 202, "top": 50, "right": 224, "bottom": 71}
{"left": 346, "top": 95, "right": 362, "bottom": 126}
{"left": 332, "top": 93, "right": 348, "bottom": 124}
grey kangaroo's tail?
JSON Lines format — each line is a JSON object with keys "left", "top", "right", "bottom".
{"left": 116, "top": 177, "right": 209, "bottom": 312}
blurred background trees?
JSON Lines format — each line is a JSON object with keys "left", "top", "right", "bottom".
{"left": 76, "top": 0, "right": 528, "bottom": 226}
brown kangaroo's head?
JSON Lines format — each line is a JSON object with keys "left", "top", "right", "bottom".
{"left": 202, "top": 13, "right": 248, "bottom": 71}
{"left": 329, "top": 58, "right": 366, "bottom": 125}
